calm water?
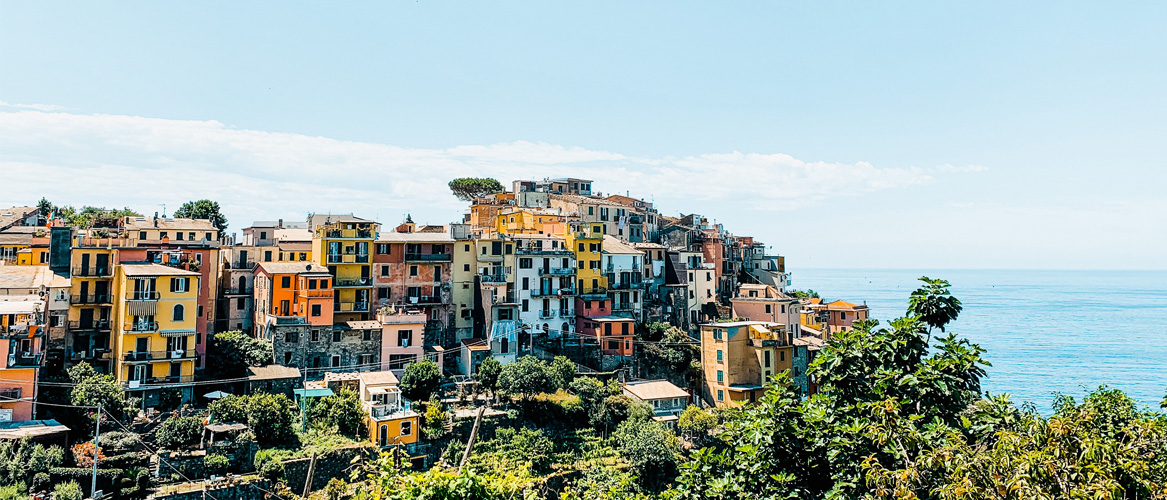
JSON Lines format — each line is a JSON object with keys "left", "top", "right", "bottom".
{"left": 792, "top": 269, "right": 1167, "bottom": 413}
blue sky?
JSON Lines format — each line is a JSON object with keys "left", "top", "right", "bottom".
{"left": 2, "top": 2, "right": 1164, "bottom": 269}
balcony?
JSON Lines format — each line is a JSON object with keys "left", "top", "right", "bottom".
{"left": 481, "top": 275, "right": 507, "bottom": 284}
{"left": 0, "top": 388, "right": 21, "bottom": 400}
{"left": 612, "top": 303, "right": 635, "bottom": 312}
{"left": 368, "top": 401, "right": 413, "bottom": 419}
{"left": 272, "top": 315, "right": 307, "bottom": 325}
{"left": 68, "top": 320, "right": 112, "bottom": 332}
{"left": 123, "top": 321, "right": 159, "bottom": 333}
{"left": 537, "top": 267, "right": 574, "bottom": 276}
{"left": 72, "top": 266, "right": 113, "bottom": 278}
{"left": 404, "top": 253, "right": 452, "bottom": 262}
{"left": 7, "top": 352, "right": 43, "bottom": 368}
{"left": 325, "top": 229, "right": 373, "bottom": 239}
{"left": 299, "top": 289, "right": 332, "bottom": 298}
{"left": 122, "top": 349, "right": 198, "bottom": 362}
{"left": 126, "top": 291, "right": 161, "bottom": 301}
{"left": 125, "top": 375, "right": 196, "bottom": 389}
{"left": 404, "top": 295, "right": 444, "bottom": 305}
{"left": 72, "top": 294, "right": 113, "bottom": 305}
{"left": 579, "top": 287, "right": 608, "bottom": 298}
{"left": 517, "top": 248, "right": 573, "bottom": 256}
{"left": 531, "top": 287, "right": 573, "bottom": 297}
{"left": 334, "top": 277, "right": 372, "bottom": 287}
{"left": 334, "top": 302, "right": 370, "bottom": 313}
{"left": 1, "top": 325, "right": 44, "bottom": 337}
{"left": 608, "top": 281, "right": 641, "bottom": 290}
{"left": 222, "top": 287, "right": 253, "bottom": 296}
{"left": 327, "top": 253, "right": 371, "bottom": 264}
{"left": 538, "top": 310, "right": 557, "bottom": 320}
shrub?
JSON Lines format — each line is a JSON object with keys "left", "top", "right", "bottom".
{"left": 400, "top": 360, "right": 442, "bottom": 403}
{"left": 204, "top": 454, "right": 229, "bottom": 476}
{"left": 307, "top": 389, "right": 365, "bottom": 438}
{"left": 52, "top": 481, "right": 83, "bottom": 500}
{"left": 156, "top": 416, "right": 204, "bottom": 449}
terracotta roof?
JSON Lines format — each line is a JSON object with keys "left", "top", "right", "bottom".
{"left": 256, "top": 262, "right": 330, "bottom": 275}
{"left": 826, "top": 300, "right": 866, "bottom": 310}
{"left": 623, "top": 380, "right": 689, "bottom": 401}
{"left": 120, "top": 263, "right": 200, "bottom": 277}
{"left": 358, "top": 370, "right": 399, "bottom": 386}
{"left": 247, "top": 365, "right": 302, "bottom": 381}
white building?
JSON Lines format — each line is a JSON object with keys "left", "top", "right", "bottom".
{"left": 513, "top": 235, "right": 575, "bottom": 340}
{"left": 622, "top": 379, "right": 690, "bottom": 427}
{"left": 602, "top": 236, "right": 643, "bottom": 322}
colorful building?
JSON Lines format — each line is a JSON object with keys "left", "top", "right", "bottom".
{"left": 513, "top": 234, "right": 575, "bottom": 340}
{"left": 567, "top": 222, "right": 607, "bottom": 297}
{"left": 0, "top": 296, "right": 47, "bottom": 421}
{"left": 698, "top": 321, "right": 808, "bottom": 407}
{"left": 113, "top": 263, "right": 200, "bottom": 406}
{"left": 253, "top": 262, "right": 342, "bottom": 368}
{"left": 378, "top": 308, "right": 438, "bottom": 373}
{"left": 358, "top": 370, "right": 420, "bottom": 454}
{"left": 372, "top": 221, "right": 453, "bottom": 347}
{"left": 731, "top": 284, "right": 799, "bottom": 329}
{"left": 310, "top": 214, "right": 379, "bottom": 323}
{"left": 602, "top": 235, "right": 643, "bottom": 322}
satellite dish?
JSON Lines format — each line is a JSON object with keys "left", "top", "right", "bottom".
{"left": 306, "top": 264, "right": 312, "bottom": 271}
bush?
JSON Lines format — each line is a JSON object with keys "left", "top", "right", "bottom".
{"left": 255, "top": 450, "right": 285, "bottom": 482}
{"left": 204, "top": 454, "right": 229, "bottom": 476}
{"left": 0, "top": 483, "right": 24, "bottom": 500}
{"left": 208, "top": 394, "right": 297, "bottom": 447}
{"left": 307, "top": 389, "right": 365, "bottom": 438}
{"left": 98, "top": 431, "right": 141, "bottom": 453}
{"left": 613, "top": 419, "right": 679, "bottom": 490}
{"left": 156, "top": 416, "right": 204, "bottom": 449}
{"left": 52, "top": 481, "right": 83, "bottom": 500}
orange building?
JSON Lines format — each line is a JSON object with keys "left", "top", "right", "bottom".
{"left": 254, "top": 263, "right": 334, "bottom": 330}
{"left": 0, "top": 297, "right": 46, "bottom": 421}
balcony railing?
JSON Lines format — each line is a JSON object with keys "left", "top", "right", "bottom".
{"left": 608, "top": 281, "right": 642, "bottom": 290}
{"left": 531, "top": 288, "right": 573, "bottom": 297}
{"left": 327, "top": 253, "right": 371, "bottom": 264}
{"left": 125, "top": 375, "right": 196, "bottom": 389}
{"left": 404, "top": 253, "right": 452, "bottom": 262}
{"left": 481, "top": 275, "right": 507, "bottom": 284}
{"left": 334, "top": 277, "right": 372, "bottom": 287}
{"left": 300, "top": 289, "right": 332, "bottom": 298}
{"left": 613, "top": 303, "right": 635, "bottom": 312}
{"left": 7, "top": 353, "right": 43, "bottom": 368}
{"left": 72, "top": 294, "right": 113, "bottom": 305}
{"left": 537, "top": 267, "right": 574, "bottom": 276}
{"left": 123, "top": 349, "right": 198, "bottom": 362}
{"left": 0, "top": 388, "right": 21, "bottom": 400}
{"left": 334, "top": 302, "right": 370, "bottom": 313}
{"left": 369, "top": 400, "right": 412, "bottom": 419}
{"left": 222, "top": 287, "right": 253, "bottom": 296}
{"left": 325, "top": 229, "right": 373, "bottom": 239}
{"left": 579, "top": 287, "right": 608, "bottom": 296}
{"left": 1, "top": 325, "right": 44, "bottom": 337}
{"left": 72, "top": 266, "right": 113, "bottom": 278}
{"left": 123, "top": 321, "right": 159, "bottom": 333}
{"left": 538, "top": 310, "right": 557, "bottom": 319}
{"left": 126, "top": 291, "right": 161, "bottom": 301}
{"left": 68, "top": 319, "right": 112, "bottom": 331}
{"left": 405, "top": 296, "right": 443, "bottom": 305}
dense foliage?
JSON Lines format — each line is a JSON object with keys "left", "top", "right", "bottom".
{"left": 38, "top": 197, "right": 140, "bottom": 228}
{"left": 498, "top": 355, "right": 559, "bottom": 400}
{"left": 207, "top": 393, "right": 298, "bottom": 447}
{"left": 155, "top": 415, "right": 204, "bottom": 449}
{"left": 476, "top": 356, "right": 503, "bottom": 397}
{"left": 447, "top": 177, "right": 505, "bottom": 201}
{"left": 68, "top": 362, "right": 139, "bottom": 423}
{"left": 0, "top": 439, "right": 64, "bottom": 489}
{"left": 307, "top": 389, "right": 366, "bottom": 438}
{"left": 205, "top": 330, "right": 272, "bottom": 379}
{"left": 173, "top": 198, "right": 228, "bottom": 232}
{"left": 401, "top": 360, "right": 443, "bottom": 403}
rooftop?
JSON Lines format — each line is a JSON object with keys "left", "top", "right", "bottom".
{"left": 120, "top": 263, "right": 201, "bottom": 277}
{"left": 308, "top": 213, "right": 377, "bottom": 228}
{"left": 346, "top": 320, "right": 381, "bottom": 330}
{"left": 247, "top": 364, "right": 302, "bottom": 381}
{"left": 623, "top": 380, "right": 689, "bottom": 401}
{"left": 376, "top": 230, "right": 453, "bottom": 243}
{"left": 358, "top": 370, "right": 399, "bottom": 386}
{"left": 256, "top": 262, "right": 331, "bottom": 275}
{"left": 0, "top": 265, "right": 70, "bottom": 289}
{"left": 0, "top": 207, "right": 38, "bottom": 231}
{"left": 123, "top": 217, "right": 217, "bottom": 232}
{"left": 601, "top": 235, "right": 641, "bottom": 255}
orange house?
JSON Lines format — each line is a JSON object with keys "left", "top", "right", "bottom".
{"left": 254, "top": 262, "right": 334, "bottom": 330}
{"left": 0, "top": 298, "right": 46, "bottom": 422}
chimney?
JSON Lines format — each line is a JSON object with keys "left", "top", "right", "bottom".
{"left": 154, "top": 212, "right": 159, "bottom": 227}
{"left": 278, "top": 219, "right": 283, "bottom": 229}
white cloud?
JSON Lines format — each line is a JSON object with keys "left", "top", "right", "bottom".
{"left": 0, "top": 109, "right": 977, "bottom": 231}
{"left": 0, "top": 100, "right": 67, "bottom": 112}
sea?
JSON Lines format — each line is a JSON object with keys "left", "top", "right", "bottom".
{"left": 791, "top": 269, "right": 1167, "bottom": 414}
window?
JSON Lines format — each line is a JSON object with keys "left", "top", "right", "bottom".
{"left": 713, "top": 329, "right": 723, "bottom": 340}
{"left": 376, "top": 243, "right": 390, "bottom": 254}
{"left": 176, "top": 232, "right": 184, "bottom": 241}
{"left": 764, "top": 350, "right": 771, "bottom": 367}
{"left": 260, "top": 231, "right": 268, "bottom": 239}
{"left": 311, "top": 304, "right": 322, "bottom": 316}
{"left": 237, "top": 297, "right": 246, "bottom": 310}
{"left": 780, "top": 351, "right": 785, "bottom": 362}
{"left": 333, "top": 330, "right": 341, "bottom": 342}
{"left": 707, "top": 273, "right": 712, "bottom": 281}
{"left": 717, "top": 370, "right": 724, "bottom": 383}
{"left": 331, "top": 355, "right": 341, "bottom": 367}
{"left": 521, "top": 277, "right": 529, "bottom": 290}
{"left": 311, "top": 330, "right": 320, "bottom": 342}
{"left": 160, "top": 231, "right": 168, "bottom": 239}
{"left": 281, "top": 276, "right": 291, "bottom": 288}
{"left": 364, "top": 329, "right": 373, "bottom": 341}
{"left": 378, "top": 287, "right": 389, "bottom": 299}
{"left": 519, "top": 258, "right": 532, "bottom": 269}
{"left": 171, "top": 277, "right": 189, "bottom": 293}
{"left": 521, "top": 299, "right": 529, "bottom": 312}
{"left": 265, "top": 250, "right": 273, "bottom": 262}
{"left": 172, "top": 304, "right": 185, "bottom": 321}
{"left": 410, "top": 265, "right": 418, "bottom": 277}
{"left": 501, "top": 337, "right": 509, "bottom": 353}
{"left": 400, "top": 421, "right": 413, "bottom": 436}
{"left": 284, "top": 352, "right": 293, "bottom": 364}
{"left": 463, "top": 263, "right": 471, "bottom": 272}
{"left": 781, "top": 304, "right": 786, "bottom": 313}
{"left": 381, "top": 265, "right": 390, "bottom": 277}
{"left": 300, "top": 252, "right": 307, "bottom": 261}
{"left": 717, "top": 390, "right": 724, "bottom": 402}
{"left": 398, "top": 330, "right": 412, "bottom": 347}
{"left": 139, "top": 231, "right": 147, "bottom": 240}
{"left": 840, "top": 312, "right": 847, "bottom": 320}
{"left": 717, "top": 349, "right": 723, "bottom": 362}
{"left": 765, "top": 304, "right": 772, "bottom": 313}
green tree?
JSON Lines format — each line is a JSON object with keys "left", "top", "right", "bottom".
{"left": 400, "top": 360, "right": 442, "bottom": 403}
{"left": 173, "top": 199, "right": 228, "bottom": 233}
{"left": 498, "top": 355, "right": 555, "bottom": 401}
{"left": 307, "top": 389, "right": 365, "bottom": 438}
{"left": 207, "top": 394, "right": 248, "bottom": 423}
{"left": 244, "top": 393, "right": 298, "bottom": 447}
{"left": 549, "top": 355, "right": 576, "bottom": 390}
{"left": 788, "top": 289, "right": 819, "bottom": 299}
{"left": 676, "top": 405, "right": 717, "bottom": 444}
{"left": 205, "top": 331, "right": 271, "bottom": 379}
{"left": 156, "top": 416, "right": 204, "bottom": 449}
{"left": 907, "top": 275, "right": 963, "bottom": 336}
{"left": 447, "top": 177, "right": 505, "bottom": 201}
{"left": 68, "top": 362, "right": 137, "bottom": 422}
{"left": 204, "top": 453, "right": 230, "bottom": 476}
{"left": 637, "top": 323, "right": 699, "bottom": 386}
{"left": 423, "top": 398, "right": 449, "bottom": 440}
{"left": 475, "top": 357, "right": 502, "bottom": 397}
{"left": 593, "top": 395, "right": 652, "bottom": 434}
{"left": 613, "top": 418, "right": 681, "bottom": 491}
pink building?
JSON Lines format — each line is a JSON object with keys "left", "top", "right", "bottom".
{"left": 379, "top": 309, "right": 442, "bottom": 374}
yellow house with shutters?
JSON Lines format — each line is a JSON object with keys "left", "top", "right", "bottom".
{"left": 567, "top": 222, "right": 607, "bottom": 296}
{"left": 310, "top": 215, "right": 379, "bottom": 323}
{"left": 495, "top": 207, "right": 569, "bottom": 237}
{"left": 113, "top": 263, "right": 200, "bottom": 406}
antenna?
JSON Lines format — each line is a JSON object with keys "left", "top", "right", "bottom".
{"left": 158, "top": 204, "right": 167, "bottom": 218}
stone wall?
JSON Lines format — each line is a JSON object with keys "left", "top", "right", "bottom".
{"left": 282, "top": 443, "right": 376, "bottom": 493}
{"left": 270, "top": 323, "right": 380, "bottom": 370}
{"left": 148, "top": 478, "right": 271, "bottom": 500}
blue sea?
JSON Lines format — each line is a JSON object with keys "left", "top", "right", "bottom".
{"left": 792, "top": 269, "right": 1167, "bottom": 414}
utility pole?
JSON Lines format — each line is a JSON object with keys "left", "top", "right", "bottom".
{"left": 91, "top": 403, "right": 101, "bottom": 499}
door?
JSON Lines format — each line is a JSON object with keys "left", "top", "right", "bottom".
{"left": 95, "top": 253, "right": 109, "bottom": 275}
{"left": 133, "top": 365, "right": 147, "bottom": 382}
{"left": 135, "top": 338, "right": 148, "bottom": 360}
{"left": 378, "top": 424, "right": 388, "bottom": 446}
{"left": 80, "top": 281, "right": 90, "bottom": 303}
{"left": 80, "top": 253, "right": 91, "bottom": 275}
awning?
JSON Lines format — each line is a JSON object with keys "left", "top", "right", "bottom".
{"left": 293, "top": 388, "right": 334, "bottom": 398}
{"left": 125, "top": 300, "right": 156, "bottom": 316}
{"left": 160, "top": 330, "right": 196, "bottom": 338}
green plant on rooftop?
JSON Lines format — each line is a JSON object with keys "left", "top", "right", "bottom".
{"left": 173, "top": 198, "right": 228, "bottom": 232}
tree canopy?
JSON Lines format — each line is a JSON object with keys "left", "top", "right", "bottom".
{"left": 400, "top": 360, "right": 443, "bottom": 403}
{"left": 498, "top": 355, "right": 556, "bottom": 400}
{"left": 205, "top": 331, "right": 272, "bottom": 379}
{"left": 173, "top": 199, "right": 228, "bottom": 232}
{"left": 447, "top": 178, "right": 505, "bottom": 201}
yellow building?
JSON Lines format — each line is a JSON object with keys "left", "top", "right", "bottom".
{"left": 357, "top": 371, "right": 420, "bottom": 457}
{"left": 68, "top": 241, "right": 120, "bottom": 370}
{"left": 113, "top": 264, "right": 200, "bottom": 405}
{"left": 310, "top": 215, "right": 379, "bottom": 323}
{"left": 698, "top": 321, "right": 808, "bottom": 407}
{"left": 495, "top": 207, "right": 569, "bottom": 237}
{"left": 567, "top": 222, "right": 607, "bottom": 296}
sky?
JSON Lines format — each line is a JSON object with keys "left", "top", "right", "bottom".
{"left": 1, "top": 1, "right": 1164, "bottom": 270}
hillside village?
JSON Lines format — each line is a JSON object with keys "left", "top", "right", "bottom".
{"left": 0, "top": 177, "right": 871, "bottom": 499}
